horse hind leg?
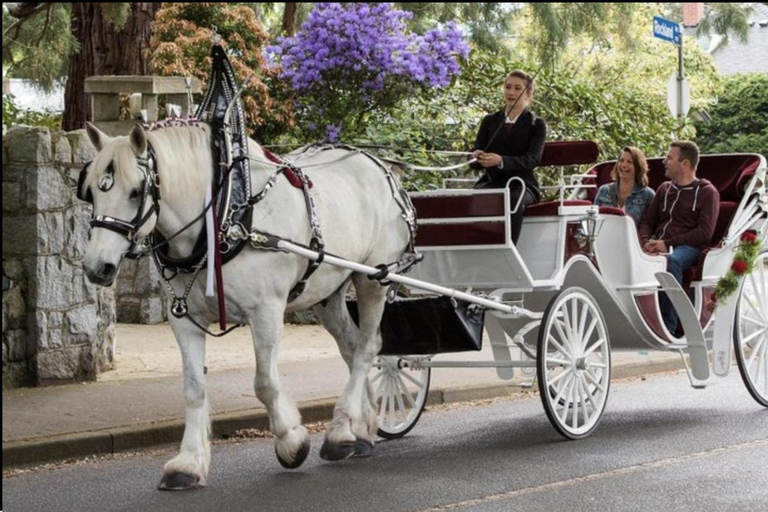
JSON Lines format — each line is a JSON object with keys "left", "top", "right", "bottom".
{"left": 251, "top": 302, "right": 310, "bottom": 469}
{"left": 159, "top": 319, "right": 210, "bottom": 490}
{"left": 316, "top": 276, "right": 386, "bottom": 460}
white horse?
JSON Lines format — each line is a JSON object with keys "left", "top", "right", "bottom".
{"left": 80, "top": 122, "right": 411, "bottom": 489}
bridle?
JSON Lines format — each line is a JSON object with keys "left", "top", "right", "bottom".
{"left": 77, "top": 146, "right": 162, "bottom": 259}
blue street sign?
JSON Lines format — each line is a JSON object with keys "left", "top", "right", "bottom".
{"left": 653, "top": 16, "right": 681, "bottom": 45}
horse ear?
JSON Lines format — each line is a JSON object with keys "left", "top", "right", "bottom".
{"left": 85, "top": 122, "right": 112, "bottom": 151}
{"left": 129, "top": 123, "right": 148, "bottom": 156}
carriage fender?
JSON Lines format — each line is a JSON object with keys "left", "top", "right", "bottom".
{"left": 560, "top": 255, "right": 651, "bottom": 351}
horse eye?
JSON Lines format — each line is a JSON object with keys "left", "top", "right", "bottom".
{"left": 129, "top": 189, "right": 141, "bottom": 200}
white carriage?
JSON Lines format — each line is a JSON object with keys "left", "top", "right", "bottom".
{"left": 357, "top": 141, "right": 768, "bottom": 440}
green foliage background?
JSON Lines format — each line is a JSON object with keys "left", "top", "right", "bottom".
{"left": 694, "top": 73, "right": 768, "bottom": 159}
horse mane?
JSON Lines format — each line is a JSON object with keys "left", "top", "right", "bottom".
{"left": 83, "top": 124, "right": 214, "bottom": 198}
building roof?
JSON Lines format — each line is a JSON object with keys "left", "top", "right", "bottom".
{"left": 695, "top": 3, "right": 768, "bottom": 75}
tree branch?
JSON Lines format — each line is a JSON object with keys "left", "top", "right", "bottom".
{"left": 6, "top": 3, "right": 49, "bottom": 19}
{"left": 34, "top": 4, "right": 52, "bottom": 47}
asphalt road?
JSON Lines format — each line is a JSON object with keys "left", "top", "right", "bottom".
{"left": 4, "top": 371, "right": 767, "bottom": 512}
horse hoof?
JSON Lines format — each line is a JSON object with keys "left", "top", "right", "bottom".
{"left": 353, "top": 439, "right": 374, "bottom": 458}
{"left": 158, "top": 472, "right": 202, "bottom": 491}
{"left": 276, "top": 438, "right": 311, "bottom": 469}
{"left": 319, "top": 440, "right": 356, "bottom": 461}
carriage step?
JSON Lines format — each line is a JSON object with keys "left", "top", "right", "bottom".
{"left": 655, "top": 272, "right": 710, "bottom": 382}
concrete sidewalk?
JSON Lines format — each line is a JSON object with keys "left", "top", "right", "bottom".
{"left": 2, "top": 323, "right": 685, "bottom": 468}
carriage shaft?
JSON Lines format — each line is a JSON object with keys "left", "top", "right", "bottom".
{"left": 278, "top": 241, "right": 537, "bottom": 317}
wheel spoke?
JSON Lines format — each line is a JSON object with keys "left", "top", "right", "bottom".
{"left": 394, "top": 381, "right": 407, "bottom": 422}
{"left": 396, "top": 374, "right": 418, "bottom": 409}
{"left": 547, "top": 358, "right": 572, "bottom": 367}
{"left": 370, "top": 370, "right": 384, "bottom": 385}
{"left": 744, "top": 287, "right": 768, "bottom": 325}
{"left": 553, "top": 373, "right": 574, "bottom": 407}
{"left": 584, "top": 368, "right": 606, "bottom": 392}
{"left": 400, "top": 369, "right": 423, "bottom": 387}
{"left": 570, "top": 380, "right": 579, "bottom": 429}
{"left": 580, "top": 318, "right": 598, "bottom": 355}
{"left": 751, "top": 346, "right": 763, "bottom": 393}
{"left": 762, "top": 339, "right": 768, "bottom": 394}
{"left": 555, "top": 317, "right": 575, "bottom": 353}
{"left": 375, "top": 372, "right": 387, "bottom": 401}
{"left": 589, "top": 362, "right": 607, "bottom": 369}
{"left": 741, "top": 328, "right": 766, "bottom": 347}
{"left": 558, "top": 376, "right": 575, "bottom": 423}
{"left": 583, "top": 337, "right": 606, "bottom": 358}
{"left": 379, "top": 378, "right": 389, "bottom": 419}
{"left": 570, "top": 298, "right": 580, "bottom": 349}
{"left": 580, "top": 377, "right": 597, "bottom": 412}
{"left": 548, "top": 334, "right": 572, "bottom": 358}
{"left": 388, "top": 381, "right": 398, "bottom": 428}
{"left": 547, "top": 369, "right": 570, "bottom": 387}
{"left": 577, "top": 378, "right": 588, "bottom": 425}
{"left": 747, "top": 337, "right": 766, "bottom": 369}
{"left": 742, "top": 313, "right": 765, "bottom": 327}
{"left": 578, "top": 301, "right": 590, "bottom": 348}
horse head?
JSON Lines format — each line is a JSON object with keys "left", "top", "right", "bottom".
{"left": 80, "top": 123, "right": 160, "bottom": 286}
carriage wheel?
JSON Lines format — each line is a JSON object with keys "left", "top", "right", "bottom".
{"left": 734, "top": 251, "right": 768, "bottom": 407}
{"left": 370, "top": 355, "right": 431, "bottom": 439}
{"left": 537, "top": 287, "right": 611, "bottom": 440}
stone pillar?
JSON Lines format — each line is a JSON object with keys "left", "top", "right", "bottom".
{"left": 2, "top": 126, "right": 116, "bottom": 387}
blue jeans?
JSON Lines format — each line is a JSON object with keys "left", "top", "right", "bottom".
{"left": 660, "top": 245, "right": 702, "bottom": 335}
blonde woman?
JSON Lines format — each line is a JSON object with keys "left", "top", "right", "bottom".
{"left": 471, "top": 70, "right": 547, "bottom": 243}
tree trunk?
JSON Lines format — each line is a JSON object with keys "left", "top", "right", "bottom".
{"left": 63, "top": 3, "right": 159, "bottom": 131}
{"left": 282, "top": 2, "right": 298, "bottom": 36}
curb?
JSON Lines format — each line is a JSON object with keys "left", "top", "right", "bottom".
{"left": 2, "top": 358, "right": 684, "bottom": 469}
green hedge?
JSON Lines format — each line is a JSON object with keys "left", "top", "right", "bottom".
{"left": 694, "top": 73, "right": 768, "bottom": 159}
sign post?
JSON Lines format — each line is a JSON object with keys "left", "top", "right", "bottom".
{"left": 653, "top": 16, "right": 687, "bottom": 120}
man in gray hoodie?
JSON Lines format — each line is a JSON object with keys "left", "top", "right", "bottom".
{"left": 638, "top": 140, "right": 720, "bottom": 336}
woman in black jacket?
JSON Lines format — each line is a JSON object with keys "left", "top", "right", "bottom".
{"left": 472, "top": 70, "right": 547, "bottom": 243}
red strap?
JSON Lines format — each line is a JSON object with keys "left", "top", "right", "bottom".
{"left": 261, "top": 148, "right": 313, "bottom": 189}
{"left": 211, "top": 203, "right": 227, "bottom": 330}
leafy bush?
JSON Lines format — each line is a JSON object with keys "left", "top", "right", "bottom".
{"left": 694, "top": 73, "right": 768, "bottom": 159}
{"left": 149, "top": 2, "right": 294, "bottom": 141}
{"left": 2, "top": 94, "right": 62, "bottom": 131}
{"left": 267, "top": 2, "right": 468, "bottom": 142}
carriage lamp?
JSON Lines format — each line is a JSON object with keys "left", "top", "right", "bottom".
{"left": 574, "top": 208, "right": 603, "bottom": 257}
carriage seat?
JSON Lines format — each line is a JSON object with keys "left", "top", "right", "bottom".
{"left": 683, "top": 201, "right": 739, "bottom": 285}
{"left": 411, "top": 191, "right": 508, "bottom": 247}
{"left": 583, "top": 153, "right": 761, "bottom": 285}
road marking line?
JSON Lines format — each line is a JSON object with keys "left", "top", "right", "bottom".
{"left": 417, "top": 438, "right": 768, "bottom": 511}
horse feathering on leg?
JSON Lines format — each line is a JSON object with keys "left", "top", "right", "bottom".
{"left": 80, "top": 122, "right": 412, "bottom": 488}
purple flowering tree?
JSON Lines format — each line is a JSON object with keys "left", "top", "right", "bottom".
{"left": 267, "top": 3, "right": 468, "bottom": 142}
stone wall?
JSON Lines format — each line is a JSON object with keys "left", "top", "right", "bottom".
{"left": 2, "top": 126, "right": 115, "bottom": 387}
{"left": 116, "top": 258, "right": 168, "bottom": 324}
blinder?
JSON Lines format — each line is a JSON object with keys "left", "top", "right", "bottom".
{"left": 76, "top": 163, "right": 93, "bottom": 204}
{"left": 78, "top": 147, "right": 162, "bottom": 259}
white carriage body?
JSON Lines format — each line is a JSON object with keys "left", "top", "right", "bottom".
{"left": 407, "top": 149, "right": 768, "bottom": 380}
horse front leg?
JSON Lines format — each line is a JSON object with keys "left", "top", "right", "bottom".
{"left": 159, "top": 318, "right": 210, "bottom": 490}
{"left": 251, "top": 302, "right": 310, "bottom": 469}
{"left": 320, "top": 277, "right": 385, "bottom": 461}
